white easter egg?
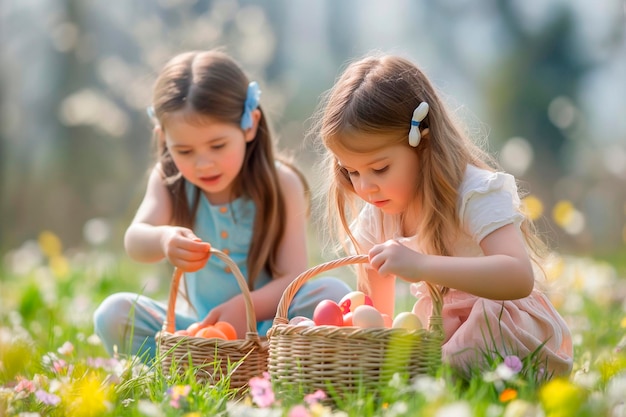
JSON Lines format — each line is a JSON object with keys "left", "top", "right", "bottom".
{"left": 291, "top": 318, "right": 315, "bottom": 327}
{"left": 289, "top": 316, "right": 310, "bottom": 325}
{"left": 352, "top": 305, "right": 385, "bottom": 328}
{"left": 392, "top": 312, "right": 423, "bottom": 330}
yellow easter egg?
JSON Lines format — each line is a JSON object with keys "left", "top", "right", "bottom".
{"left": 392, "top": 312, "right": 423, "bottom": 330}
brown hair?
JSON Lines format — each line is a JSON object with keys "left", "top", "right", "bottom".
{"left": 151, "top": 50, "right": 307, "bottom": 290}
{"left": 313, "top": 54, "right": 546, "bottom": 280}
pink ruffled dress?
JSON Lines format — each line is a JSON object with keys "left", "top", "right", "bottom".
{"left": 351, "top": 165, "right": 573, "bottom": 377}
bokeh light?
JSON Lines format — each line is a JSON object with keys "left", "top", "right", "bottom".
{"left": 38, "top": 231, "right": 63, "bottom": 258}
{"left": 521, "top": 195, "right": 544, "bottom": 221}
{"left": 500, "top": 137, "right": 534, "bottom": 177}
{"left": 83, "top": 218, "right": 111, "bottom": 247}
{"left": 552, "top": 200, "right": 586, "bottom": 235}
{"left": 548, "top": 96, "right": 578, "bottom": 130}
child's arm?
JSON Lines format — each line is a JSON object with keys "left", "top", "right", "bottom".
{"left": 124, "top": 166, "right": 211, "bottom": 271}
{"left": 368, "top": 223, "right": 534, "bottom": 300}
{"left": 358, "top": 267, "right": 396, "bottom": 317}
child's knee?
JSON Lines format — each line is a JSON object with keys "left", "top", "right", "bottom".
{"left": 93, "top": 293, "right": 135, "bottom": 338}
{"left": 94, "top": 292, "right": 135, "bottom": 319}
{"left": 289, "top": 277, "right": 351, "bottom": 318}
{"left": 313, "top": 277, "right": 352, "bottom": 302}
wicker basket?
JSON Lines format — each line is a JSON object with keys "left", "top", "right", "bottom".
{"left": 267, "top": 255, "right": 444, "bottom": 395}
{"left": 156, "top": 248, "right": 268, "bottom": 390}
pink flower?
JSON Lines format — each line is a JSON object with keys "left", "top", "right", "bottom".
{"left": 57, "top": 341, "right": 74, "bottom": 356}
{"left": 15, "top": 379, "right": 36, "bottom": 394}
{"left": 503, "top": 355, "right": 523, "bottom": 373}
{"left": 304, "top": 389, "right": 327, "bottom": 405}
{"left": 289, "top": 404, "right": 311, "bottom": 417}
{"left": 51, "top": 359, "right": 68, "bottom": 374}
{"left": 249, "top": 372, "right": 275, "bottom": 408}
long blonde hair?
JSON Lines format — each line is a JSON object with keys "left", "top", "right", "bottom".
{"left": 312, "top": 54, "right": 546, "bottom": 276}
{"left": 151, "top": 50, "right": 308, "bottom": 290}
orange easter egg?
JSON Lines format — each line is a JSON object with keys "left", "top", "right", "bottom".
{"left": 186, "top": 322, "right": 205, "bottom": 336}
{"left": 196, "top": 326, "right": 227, "bottom": 339}
{"left": 214, "top": 321, "right": 237, "bottom": 340}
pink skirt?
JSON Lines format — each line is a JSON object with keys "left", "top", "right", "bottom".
{"left": 411, "top": 284, "right": 573, "bottom": 377}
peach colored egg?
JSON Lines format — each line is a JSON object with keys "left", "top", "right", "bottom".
{"left": 381, "top": 313, "right": 393, "bottom": 328}
{"left": 392, "top": 312, "right": 423, "bottom": 330}
{"left": 313, "top": 300, "right": 344, "bottom": 326}
{"left": 352, "top": 305, "right": 385, "bottom": 328}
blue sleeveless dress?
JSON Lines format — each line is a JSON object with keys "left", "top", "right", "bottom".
{"left": 185, "top": 182, "right": 271, "bottom": 321}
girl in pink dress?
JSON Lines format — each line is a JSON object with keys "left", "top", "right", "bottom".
{"left": 311, "top": 53, "right": 573, "bottom": 378}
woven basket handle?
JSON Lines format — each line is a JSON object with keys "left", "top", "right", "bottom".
{"left": 162, "top": 248, "right": 260, "bottom": 340}
{"left": 272, "top": 255, "right": 444, "bottom": 334}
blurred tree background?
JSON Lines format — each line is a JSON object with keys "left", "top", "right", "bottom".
{"left": 1, "top": 0, "right": 625, "bottom": 262}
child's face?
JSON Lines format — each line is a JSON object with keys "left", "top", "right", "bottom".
{"left": 164, "top": 113, "right": 253, "bottom": 204}
{"left": 333, "top": 141, "right": 421, "bottom": 215}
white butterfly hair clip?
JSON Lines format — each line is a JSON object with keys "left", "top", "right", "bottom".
{"left": 408, "top": 102, "right": 429, "bottom": 147}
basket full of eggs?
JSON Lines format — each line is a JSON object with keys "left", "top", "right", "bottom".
{"left": 156, "top": 248, "right": 268, "bottom": 390}
{"left": 266, "top": 255, "right": 444, "bottom": 395}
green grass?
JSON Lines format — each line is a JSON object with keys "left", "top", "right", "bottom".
{"left": 2, "top": 237, "right": 626, "bottom": 416}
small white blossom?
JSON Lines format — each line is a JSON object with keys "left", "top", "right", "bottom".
{"left": 137, "top": 400, "right": 165, "bottom": 417}
{"left": 57, "top": 341, "right": 74, "bottom": 356}
{"left": 411, "top": 375, "right": 446, "bottom": 399}
{"left": 572, "top": 369, "right": 600, "bottom": 389}
{"left": 386, "top": 401, "right": 409, "bottom": 417}
{"left": 226, "top": 402, "right": 282, "bottom": 417}
{"left": 607, "top": 372, "right": 626, "bottom": 405}
{"left": 435, "top": 401, "right": 472, "bottom": 417}
{"left": 87, "top": 334, "right": 102, "bottom": 345}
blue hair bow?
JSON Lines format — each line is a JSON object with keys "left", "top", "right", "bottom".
{"left": 240, "top": 81, "right": 261, "bottom": 130}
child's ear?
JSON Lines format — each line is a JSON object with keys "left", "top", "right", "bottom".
{"left": 154, "top": 125, "right": 166, "bottom": 143}
{"left": 154, "top": 126, "right": 168, "bottom": 152}
{"left": 244, "top": 109, "right": 261, "bottom": 142}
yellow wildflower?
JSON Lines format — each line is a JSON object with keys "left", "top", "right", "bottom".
{"left": 599, "top": 354, "right": 626, "bottom": 383}
{"left": 539, "top": 378, "right": 585, "bottom": 417}
{"left": 61, "top": 371, "right": 113, "bottom": 417}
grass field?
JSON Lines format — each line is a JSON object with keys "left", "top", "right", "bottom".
{"left": 1, "top": 231, "right": 626, "bottom": 416}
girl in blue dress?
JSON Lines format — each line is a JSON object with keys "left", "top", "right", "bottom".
{"left": 94, "top": 50, "right": 350, "bottom": 361}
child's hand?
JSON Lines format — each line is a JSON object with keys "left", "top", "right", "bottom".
{"left": 368, "top": 239, "right": 421, "bottom": 281}
{"left": 161, "top": 226, "right": 211, "bottom": 272}
{"left": 200, "top": 295, "right": 247, "bottom": 339}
